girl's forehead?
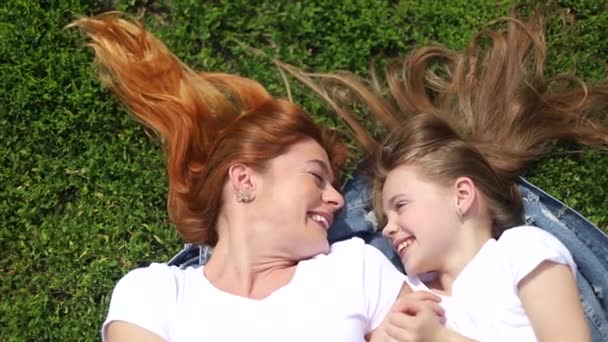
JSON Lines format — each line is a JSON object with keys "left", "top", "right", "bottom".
{"left": 385, "top": 165, "right": 421, "bottom": 183}
{"left": 382, "top": 168, "right": 414, "bottom": 199}
{"left": 383, "top": 165, "right": 445, "bottom": 198}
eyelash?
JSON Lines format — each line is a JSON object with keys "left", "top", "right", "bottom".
{"left": 309, "top": 172, "right": 324, "bottom": 184}
{"left": 395, "top": 201, "right": 407, "bottom": 211}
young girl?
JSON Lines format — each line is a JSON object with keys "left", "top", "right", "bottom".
{"left": 374, "top": 113, "right": 589, "bottom": 341}
{"left": 283, "top": 8, "right": 608, "bottom": 342}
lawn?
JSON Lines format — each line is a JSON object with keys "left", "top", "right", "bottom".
{"left": 1, "top": 0, "right": 607, "bottom": 340}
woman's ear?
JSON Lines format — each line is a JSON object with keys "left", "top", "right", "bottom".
{"left": 228, "top": 163, "right": 256, "bottom": 202}
{"left": 454, "top": 176, "right": 476, "bottom": 218}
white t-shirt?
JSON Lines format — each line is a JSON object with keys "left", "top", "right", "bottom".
{"left": 405, "top": 225, "right": 577, "bottom": 342}
{"left": 102, "top": 237, "right": 405, "bottom": 342}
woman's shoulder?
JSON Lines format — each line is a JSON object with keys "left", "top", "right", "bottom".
{"left": 299, "top": 238, "right": 368, "bottom": 273}
{"left": 109, "top": 263, "right": 199, "bottom": 310}
{"left": 327, "top": 237, "right": 381, "bottom": 262}
{"left": 116, "top": 263, "right": 188, "bottom": 288}
{"left": 329, "top": 236, "right": 366, "bottom": 252}
{"left": 103, "top": 263, "right": 199, "bottom": 340}
{"left": 328, "top": 236, "right": 400, "bottom": 265}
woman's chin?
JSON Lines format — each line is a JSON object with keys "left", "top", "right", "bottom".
{"left": 298, "top": 240, "right": 329, "bottom": 259}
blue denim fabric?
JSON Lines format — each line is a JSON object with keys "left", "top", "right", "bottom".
{"left": 168, "top": 244, "right": 213, "bottom": 269}
{"left": 168, "top": 166, "right": 608, "bottom": 340}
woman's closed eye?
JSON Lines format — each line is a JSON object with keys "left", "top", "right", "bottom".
{"left": 309, "top": 172, "right": 324, "bottom": 184}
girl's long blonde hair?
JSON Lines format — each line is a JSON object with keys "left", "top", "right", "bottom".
{"left": 284, "top": 10, "right": 608, "bottom": 235}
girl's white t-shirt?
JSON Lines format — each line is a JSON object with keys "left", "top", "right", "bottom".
{"left": 102, "top": 237, "right": 405, "bottom": 342}
{"left": 405, "top": 225, "right": 577, "bottom": 342}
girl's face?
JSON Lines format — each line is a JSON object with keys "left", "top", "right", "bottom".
{"left": 381, "top": 165, "right": 460, "bottom": 275}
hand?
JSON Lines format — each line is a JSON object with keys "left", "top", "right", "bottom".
{"left": 384, "top": 291, "right": 445, "bottom": 342}
{"left": 391, "top": 291, "right": 444, "bottom": 317}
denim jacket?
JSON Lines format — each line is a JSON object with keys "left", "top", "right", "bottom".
{"left": 169, "top": 167, "right": 608, "bottom": 341}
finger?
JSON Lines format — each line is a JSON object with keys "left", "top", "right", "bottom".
{"left": 391, "top": 292, "right": 441, "bottom": 313}
{"left": 393, "top": 299, "right": 425, "bottom": 316}
{"left": 412, "top": 300, "right": 445, "bottom": 318}
{"left": 388, "top": 311, "right": 414, "bottom": 329}
{"left": 393, "top": 298, "right": 444, "bottom": 318}
{"left": 387, "top": 307, "right": 444, "bottom": 341}
{"left": 386, "top": 335, "right": 407, "bottom": 342}
{"left": 398, "top": 312, "right": 440, "bottom": 338}
{"left": 413, "top": 305, "right": 445, "bottom": 331}
{"left": 426, "top": 301, "right": 445, "bottom": 317}
{"left": 385, "top": 321, "right": 414, "bottom": 342}
{"left": 388, "top": 308, "right": 434, "bottom": 330}
{"left": 406, "top": 291, "right": 442, "bottom": 303}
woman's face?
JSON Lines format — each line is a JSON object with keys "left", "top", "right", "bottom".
{"left": 381, "top": 165, "right": 459, "bottom": 275}
{"left": 252, "top": 138, "right": 344, "bottom": 259}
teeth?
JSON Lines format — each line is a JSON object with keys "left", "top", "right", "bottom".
{"left": 310, "top": 214, "right": 328, "bottom": 229}
{"left": 397, "top": 238, "right": 414, "bottom": 253}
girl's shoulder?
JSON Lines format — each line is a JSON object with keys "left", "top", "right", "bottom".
{"left": 497, "top": 225, "right": 564, "bottom": 249}
{"left": 494, "top": 225, "right": 576, "bottom": 283}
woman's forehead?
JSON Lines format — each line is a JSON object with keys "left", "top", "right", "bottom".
{"left": 283, "top": 139, "right": 330, "bottom": 163}
{"left": 269, "top": 140, "right": 333, "bottom": 178}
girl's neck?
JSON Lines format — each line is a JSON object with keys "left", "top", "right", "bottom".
{"left": 427, "top": 219, "right": 494, "bottom": 295}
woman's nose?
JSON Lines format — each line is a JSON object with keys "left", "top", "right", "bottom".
{"left": 323, "top": 184, "right": 345, "bottom": 212}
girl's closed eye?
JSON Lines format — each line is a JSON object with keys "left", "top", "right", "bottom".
{"left": 395, "top": 201, "right": 408, "bottom": 212}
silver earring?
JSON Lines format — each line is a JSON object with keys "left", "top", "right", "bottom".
{"left": 235, "top": 189, "right": 251, "bottom": 203}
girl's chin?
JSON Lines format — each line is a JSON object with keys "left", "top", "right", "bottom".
{"left": 403, "top": 261, "right": 425, "bottom": 276}
{"left": 402, "top": 261, "right": 413, "bottom": 273}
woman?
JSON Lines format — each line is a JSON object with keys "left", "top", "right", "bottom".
{"left": 69, "top": 12, "right": 413, "bottom": 342}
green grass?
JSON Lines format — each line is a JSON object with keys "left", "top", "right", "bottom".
{"left": 1, "top": 0, "right": 607, "bottom": 340}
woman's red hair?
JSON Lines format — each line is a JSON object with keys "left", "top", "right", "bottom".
{"left": 69, "top": 12, "right": 347, "bottom": 245}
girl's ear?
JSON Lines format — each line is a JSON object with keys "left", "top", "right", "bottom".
{"left": 454, "top": 176, "right": 476, "bottom": 218}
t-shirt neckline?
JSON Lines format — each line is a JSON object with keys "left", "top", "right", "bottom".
{"left": 197, "top": 262, "right": 303, "bottom": 303}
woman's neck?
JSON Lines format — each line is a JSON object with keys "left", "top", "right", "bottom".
{"left": 203, "top": 219, "right": 298, "bottom": 300}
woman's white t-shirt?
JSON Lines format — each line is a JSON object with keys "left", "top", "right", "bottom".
{"left": 102, "top": 237, "right": 405, "bottom": 342}
{"left": 405, "top": 225, "right": 577, "bottom": 342}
